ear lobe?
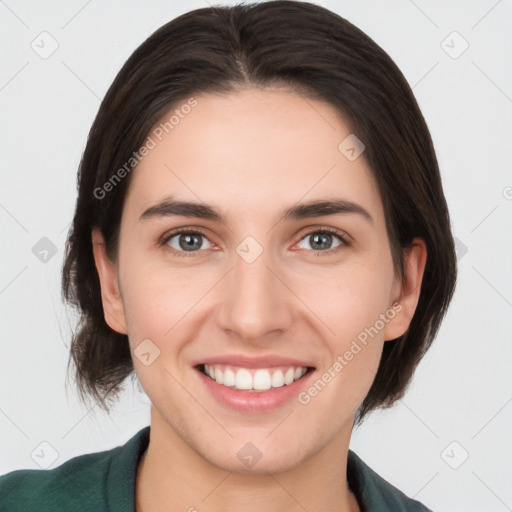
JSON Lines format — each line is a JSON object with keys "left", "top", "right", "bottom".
{"left": 383, "top": 238, "right": 427, "bottom": 342}
{"left": 91, "top": 227, "right": 128, "bottom": 335}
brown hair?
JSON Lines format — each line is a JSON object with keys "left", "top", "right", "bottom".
{"left": 62, "top": 0, "right": 457, "bottom": 423}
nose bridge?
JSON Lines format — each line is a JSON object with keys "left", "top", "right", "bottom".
{"left": 216, "top": 242, "right": 293, "bottom": 340}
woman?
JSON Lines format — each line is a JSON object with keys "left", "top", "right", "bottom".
{"left": 0, "top": 1, "right": 456, "bottom": 510}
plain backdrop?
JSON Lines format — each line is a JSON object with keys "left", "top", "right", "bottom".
{"left": 1, "top": 1, "right": 511, "bottom": 511}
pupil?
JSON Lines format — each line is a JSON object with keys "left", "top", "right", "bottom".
{"left": 180, "top": 234, "right": 201, "bottom": 251}
{"left": 312, "top": 233, "right": 331, "bottom": 250}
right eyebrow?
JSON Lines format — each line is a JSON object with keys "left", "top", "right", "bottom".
{"left": 139, "top": 198, "right": 225, "bottom": 223}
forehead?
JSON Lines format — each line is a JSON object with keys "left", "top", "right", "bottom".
{"left": 123, "top": 87, "right": 384, "bottom": 226}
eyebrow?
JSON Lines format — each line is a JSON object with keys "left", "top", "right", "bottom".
{"left": 139, "top": 197, "right": 374, "bottom": 225}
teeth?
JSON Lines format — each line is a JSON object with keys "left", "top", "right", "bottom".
{"left": 214, "top": 367, "right": 224, "bottom": 385}
{"left": 223, "top": 368, "right": 235, "bottom": 387}
{"left": 203, "top": 364, "right": 308, "bottom": 392}
{"left": 235, "top": 369, "right": 253, "bottom": 390}
{"left": 271, "top": 370, "right": 284, "bottom": 388}
{"left": 253, "top": 369, "right": 272, "bottom": 391}
{"left": 284, "top": 368, "right": 295, "bottom": 385}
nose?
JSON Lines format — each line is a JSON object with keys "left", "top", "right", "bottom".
{"left": 215, "top": 245, "right": 295, "bottom": 342}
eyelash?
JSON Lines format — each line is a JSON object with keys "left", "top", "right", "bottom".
{"left": 159, "top": 227, "right": 350, "bottom": 258}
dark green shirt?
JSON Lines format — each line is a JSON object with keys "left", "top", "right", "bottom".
{"left": 0, "top": 426, "right": 432, "bottom": 511}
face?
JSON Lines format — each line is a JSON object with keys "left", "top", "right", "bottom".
{"left": 93, "top": 87, "right": 425, "bottom": 474}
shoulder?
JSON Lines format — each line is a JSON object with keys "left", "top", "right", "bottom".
{"left": 0, "top": 450, "right": 115, "bottom": 511}
{"left": 0, "top": 426, "right": 149, "bottom": 512}
{"left": 348, "top": 450, "right": 434, "bottom": 511}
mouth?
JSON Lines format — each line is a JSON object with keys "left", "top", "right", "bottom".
{"left": 197, "top": 363, "right": 315, "bottom": 393}
{"left": 192, "top": 354, "right": 317, "bottom": 412}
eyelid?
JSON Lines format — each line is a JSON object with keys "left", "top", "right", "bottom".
{"left": 296, "top": 225, "right": 350, "bottom": 243}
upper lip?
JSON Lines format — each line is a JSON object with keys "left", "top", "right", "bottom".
{"left": 193, "top": 354, "right": 315, "bottom": 369}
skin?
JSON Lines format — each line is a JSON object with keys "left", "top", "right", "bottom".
{"left": 92, "top": 87, "right": 427, "bottom": 512}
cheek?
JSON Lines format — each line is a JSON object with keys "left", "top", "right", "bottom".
{"left": 297, "top": 273, "right": 387, "bottom": 417}
{"left": 297, "top": 259, "right": 393, "bottom": 398}
{"left": 300, "top": 257, "right": 395, "bottom": 341}
{"left": 121, "top": 271, "right": 193, "bottom": 342}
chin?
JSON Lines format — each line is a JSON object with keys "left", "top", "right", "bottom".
{"left": 192, "top": 433, "right": 311, "bottom": 475}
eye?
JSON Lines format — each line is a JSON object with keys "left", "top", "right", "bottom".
{"left": 160, "top": 227, "right": 349, "bottom": 258}
{"left": 296, "top": 228, "right": 349, "bottom": 255}
{"left": 162, "top": 229, "right": 213, "bottom": 256}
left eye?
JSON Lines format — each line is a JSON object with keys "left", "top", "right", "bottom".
{"left": 296, "top": 230, "right": 346, "bottom": 252}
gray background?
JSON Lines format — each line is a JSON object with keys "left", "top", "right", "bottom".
{"left": 1, "top": 1, "right": 511, "bottom": 510}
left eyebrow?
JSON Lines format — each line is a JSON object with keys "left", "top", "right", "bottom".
{"left": 281, "top": 199, "right": 374, "bottom": 225}
{"left": 139, "top": 197, "right": 374, "bottom": 225}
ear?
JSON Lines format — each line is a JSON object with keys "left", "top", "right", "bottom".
{"left": 91, "top": 227, "right": 128, "bottom": 335}
{"left": 383, "top": 237, "right": 427, "bottom": 342}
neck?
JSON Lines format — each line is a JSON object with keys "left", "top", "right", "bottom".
{"left": 135, "top": 408, "right": 360, "bottom": 512}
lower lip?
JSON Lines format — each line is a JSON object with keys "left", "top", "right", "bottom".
{"left": 196, "top": 367, "right": 315, "bottom": 413}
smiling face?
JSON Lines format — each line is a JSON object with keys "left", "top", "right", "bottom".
{"left": 92, "top": 87, "right": 425, "bottom": 474}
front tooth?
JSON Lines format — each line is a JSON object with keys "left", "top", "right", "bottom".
{"left": 214, "top": 367, "right": 224, "bottom": 384}
{"left": 253, "top": 369, "right": 272, "bottom": 390}
{"left": 223, "top": 368, "right": 235, "bottom": 387}
{"left": 284, "top": 368, "right": 295, "bottom": 385}
{"left": 235, "top": 369, "right": 253, "bottom": 390}
{"left": 271, "top": 369, "right": 285, "bottom": 388}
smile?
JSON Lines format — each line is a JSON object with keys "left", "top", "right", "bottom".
{"left": 201, "top": 364, "right": 311, "bottom": 392}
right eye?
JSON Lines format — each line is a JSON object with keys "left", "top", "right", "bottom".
{"left": 162, "top": 229, "right": 213, "bottom": 257}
